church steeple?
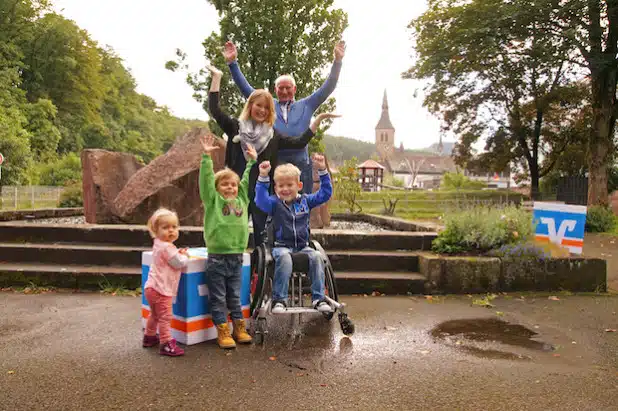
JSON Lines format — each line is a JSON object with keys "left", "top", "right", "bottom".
{"left": 437, "top": 134, "right": 444, "bottom": 155}
{"left": 376, "top": 89, "right": 394, "bottom": 130}
{"left": 375, "top": 89, "right": 395, "bottom": 159}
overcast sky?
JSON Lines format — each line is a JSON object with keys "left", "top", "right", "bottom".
{"left": 53, "top": 0, "right": 445, "bottom": 150}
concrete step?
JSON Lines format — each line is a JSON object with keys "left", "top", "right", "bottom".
{"left": 0, "top": 242, "right": 422, "bottom": 272}
{"left": 334, "top": 271, "right": 428, "bottom": 295}
{"left": 0, "top": 222, "right": 436, "bottom": 251}
{"left": 0, "top": 263, "right": 427, "bottom": 295}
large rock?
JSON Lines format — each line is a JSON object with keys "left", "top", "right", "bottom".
{"left": 309, "top": 157, "right": 332, "bottom": 229}
{"left": 82, "top": 127, "right": 226, "bottom": 225}
{"left": 81, "top": 150, "right": 143, "bottom": 224}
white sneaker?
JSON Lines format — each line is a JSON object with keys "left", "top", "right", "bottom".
{"left": 272, "top": 301, "right": 286, "bottom": 314}
{"left": 313, "top": 300, "right": 332, "bottom": 312}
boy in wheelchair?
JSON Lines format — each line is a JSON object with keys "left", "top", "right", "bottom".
{"left": 254, "top": 153, "right": 333, "bottom": 314}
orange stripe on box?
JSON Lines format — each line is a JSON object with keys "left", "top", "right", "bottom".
{"left": 144, "top": 307, "right": 251, "bottom": 332}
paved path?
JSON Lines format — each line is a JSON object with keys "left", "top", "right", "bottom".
{"left": 1, "top": 293, "right": 617, "bottom": 410}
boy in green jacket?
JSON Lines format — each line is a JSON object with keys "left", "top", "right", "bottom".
{"left": 199, "top": 134, "right": 256, "bottom": 348}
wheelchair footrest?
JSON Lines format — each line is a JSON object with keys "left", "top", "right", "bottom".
{"left": 272, "top": 307, "right": 325, "bottom": 315}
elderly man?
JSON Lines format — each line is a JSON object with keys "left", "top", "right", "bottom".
{"left": 223, "top": 40, "right": 346, "bottom": 194}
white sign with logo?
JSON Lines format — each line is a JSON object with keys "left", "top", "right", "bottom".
{"left": 533, "top": 202, "right": 587, "bottom": 254}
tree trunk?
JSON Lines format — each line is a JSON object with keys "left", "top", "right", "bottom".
{"left": 587, "top": 72, "right": 616, "bottom": 206}
{"left": 529, "top": 161, "right": 540, "bottom": 201}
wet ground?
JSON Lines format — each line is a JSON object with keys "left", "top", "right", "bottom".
{"left": 1, "top": 293, "right": 617, "bottom": 410}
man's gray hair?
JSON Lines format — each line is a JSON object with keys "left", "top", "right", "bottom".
{"left": 275, "top": 74, "right": 296, "bottom": 88}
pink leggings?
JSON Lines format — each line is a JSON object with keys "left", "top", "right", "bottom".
{"left": 144, "top": 288, "right": 174, "bottom": 344}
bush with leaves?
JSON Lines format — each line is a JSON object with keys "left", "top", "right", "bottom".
{"left": 441, "top": 172, "right": 486, "bottom": 190}
{"left": 333, "top": 157, "right": 362, "bottom": 213}
{"left": 585, "top": 205, "right": 616, "bottom": 233}
{"left": 432, "top": 205, "right": 533, "bottom": 254}
{"left": 59, "top": 183, "right": 83, "bottom": 208}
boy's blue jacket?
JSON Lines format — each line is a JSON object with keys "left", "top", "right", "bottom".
{"left": 254, "top": 171, "right": 332, "bottom": 250}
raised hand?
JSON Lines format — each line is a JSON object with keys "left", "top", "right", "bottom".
{"left": 259, "top": 161, "right": 271, "bottom": 177}
{"left": 316, "top": 112, "right": 342, "bottom": 122}
{"left": 334, "top": 40, "right": 346, "bottom": 61}
{"left": 206, "top": 64, "right": 223, "bottom": 77}
{"left": 245, "top": 143, "right": 257, "bottom": 161}
{"left": 312, "top": 153, "right": 327, "bottom": 170}
{"left": 222, "top": 41, "right": 238, "bottom": 63}
{"left": 200, "top": 135, "right": 220, "bottom": 156}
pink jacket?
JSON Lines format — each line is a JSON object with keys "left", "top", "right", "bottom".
{"left": 144, "top": 239, "right": 189, "bottom": 297}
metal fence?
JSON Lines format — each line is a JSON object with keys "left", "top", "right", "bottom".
{"left": 0, "top": 186, "right": 64, "bottom": 210}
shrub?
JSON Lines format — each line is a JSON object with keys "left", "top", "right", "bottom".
{"left": 38, "top": 153, "right": 82, "bottom": 186}
{"left": 59, "top": 183, "right": 83, "bottom": 208}
{"left": 333, "top": 157, "right": 362, "bottom": 213}
{"left": 585, "top": 205, "right": 616, "bottom": 233}
{"left": 441, "top": 172, "right": 486, "bottom": 190}
{"left": 432, "top": 205, "right": 533, "bottom": 254}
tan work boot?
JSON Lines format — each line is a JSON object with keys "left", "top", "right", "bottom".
{"left": 216, "top": 323, "right": 236, "bottom": 349}
{"left": 232, "top": 319, "right": 253, "bottom": 344}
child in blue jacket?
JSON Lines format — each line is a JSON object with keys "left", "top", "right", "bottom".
{"left": 254, "top": 153, "right": 333, "bottom": 313}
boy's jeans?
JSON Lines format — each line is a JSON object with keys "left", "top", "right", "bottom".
{"left": 271, "top": 246, "right": 325, "bottom": 303}
{"left": 205, "top": 254, "right": 243, "bottom": 325}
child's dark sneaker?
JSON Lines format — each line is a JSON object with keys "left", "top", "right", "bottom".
{"left": 271, "top": 301, "right": 286, "bottom": 314}
{"left": 142, "top": 334, "right": 160, "bottom": 347}
{"left": 313, "top": 299, "right": 332, "bottom": 312}
{"left": 159, "top": 339, "right": 185, "bottom": 356}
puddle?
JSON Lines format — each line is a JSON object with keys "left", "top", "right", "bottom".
{"left": 430, "top": 318, "right": 554, "bottom": 360}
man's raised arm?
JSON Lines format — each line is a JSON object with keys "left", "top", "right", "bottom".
{"left": 223, "top": 41, "right": 255, "bottom": 98}
{"left": 304, "top": 41, "right": 346, "bottom": 112}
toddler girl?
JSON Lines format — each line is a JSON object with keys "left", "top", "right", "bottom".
{"left": 143, "top": 208, "right": 189, "bottom": 356}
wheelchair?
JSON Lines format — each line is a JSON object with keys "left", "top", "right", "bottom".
{"left": 249, "top": 220, "right": 355, "bottom": 344}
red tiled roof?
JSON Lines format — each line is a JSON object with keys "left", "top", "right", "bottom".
{"left": 357, "top": 159, "right": 386, "bottom": 169}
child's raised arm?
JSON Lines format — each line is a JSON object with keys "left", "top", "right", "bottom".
{"left": 237, "top": 144, "right": 257, "bottom": 201}
{"left": 306, "top": 153, "right": 333, "bottom": 209}
{"left": 254, "top": 161, "right": 276, "bottom": 215}
{"left": 199, "top": 135, "right": 220, "bottom": 205}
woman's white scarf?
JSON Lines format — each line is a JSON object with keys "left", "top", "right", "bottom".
{"left": 232, "top": 120, "right": 274, "bottom": 160}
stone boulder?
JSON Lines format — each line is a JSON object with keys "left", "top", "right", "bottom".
{"left": 81, "top": 150, "right": 143, "bottom": 224}
{"left": 82, "top": 127, "right": 225, "bottom": 225}
{"left": 309, "top": 157, "right": 332, "bottom": 229}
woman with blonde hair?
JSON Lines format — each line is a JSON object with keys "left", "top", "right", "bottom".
{"left": 207, "top": 65, "right": 339, "bottom": 247}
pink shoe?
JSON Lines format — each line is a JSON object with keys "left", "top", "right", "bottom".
{"left": 143, "top": 334, "right": 159, "bottom": 347}
{"left": 159, "top": 339, "right": 185, "bottom": 356}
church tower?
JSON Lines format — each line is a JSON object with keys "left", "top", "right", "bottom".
{"left": 375, "top": 89, "right": 395, "bottom": 158}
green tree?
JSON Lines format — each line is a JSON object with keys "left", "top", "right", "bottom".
{"left": 168, "top": 0, "right": 347, "bottom": 147}
{"left": 333, "top": 157, "right": 362, "bottom": 213}
{"left": 405, "top": 0, "right": 582, "bottom": 200}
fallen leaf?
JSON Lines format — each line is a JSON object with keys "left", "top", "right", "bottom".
{"left": 548, "top": 296, "right": 560, "bottom": 301}
{"left": 553, "top": 354, "right": 561, "bottom": 357}
{"left": 605, "top": 329, "right": 617, "bottom": 333}
{"left": 425, "top": 295, "right": 433, "bottom": 300}
{"left": 408, "top": 308, "right": 414, "bottom": 311}
{"left": 466, "top": 294, "right": 473, "bottom": 298}
{"left": 455, "top": 341, "right": 462, "bottom": 346}
{"left": 534, "top": 325, "right": 540, "bottom": 329}
{"left": 496, "top": 311, "right": 504, "bottom": 316}
{"left": 225, "top": 351, "right": 232, "bottom": 356}
{"left": 296, "top": 373, "right": 304, "bottom": 377}
{"left": 269, "top": 356, "right": 276, "bottom": 361}
{"left": 420, "top": 350, "right": 429, "bottom": 355}
{"left": 384, "top": 326, "right": 397, "bottom": 331}
{"left": 571, "top": 341, "right": 577, "bottom": 345}
{"left": 320, "top": 384, "right": 328, "bottom": 387}
{"left": 7, "top": 370, "right": 14, "bottom": 375}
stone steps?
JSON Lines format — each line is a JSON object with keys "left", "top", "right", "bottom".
{"left": 0, "top": 222, "right": 437, "bottom": 251}
{"left": 0, "top": 242, "right": 422, "bottom": 274}
{"left": 0, "top": 263, "right": 427, "bottom": 295}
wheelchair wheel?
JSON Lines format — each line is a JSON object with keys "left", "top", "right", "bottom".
{"left": 250, "top": 246, "right": 267, "bottom": 317}
{"left": 322, "top": 261, "right": 339, "bottom": 321}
